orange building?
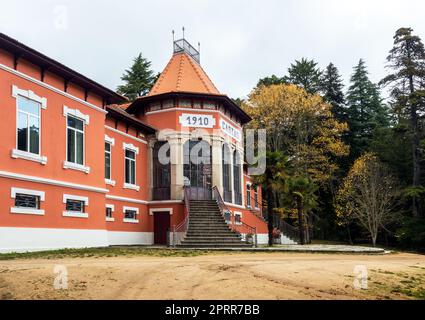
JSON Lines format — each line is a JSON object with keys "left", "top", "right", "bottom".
{"left": 0, "top": 33, "right": 291, "bottom": 253}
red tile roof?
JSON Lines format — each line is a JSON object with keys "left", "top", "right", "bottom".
{"left": 149, "top": 52, "right": 220, "bottom": 96}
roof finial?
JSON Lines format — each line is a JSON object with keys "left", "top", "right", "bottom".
{"left": 182, "top": 26, "right": 185, "bottom": 40}
{"left": 172, "top": 29, "right": 175, "bottom": 43}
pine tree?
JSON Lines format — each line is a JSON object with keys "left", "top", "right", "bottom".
{"left": 284, "top": 58, "right": 322, "bottom": 94}
{"left": 117, "top": 53, "right": 156, "bottom": 101}
{"left": 346, "top": 59, "right": 389, "bottom": 161}
{"left": 256, "top": 75, "right": 285, "bottom": 88}
{"left": 380, "top": 27, "right": 425, "bottom": 217}
{"left": 321, "top": 63, "right": 347, "bottom": 123}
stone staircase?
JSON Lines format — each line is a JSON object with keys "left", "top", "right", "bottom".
{"left": 178, "top": 200, "right": 253, "bottom": 248}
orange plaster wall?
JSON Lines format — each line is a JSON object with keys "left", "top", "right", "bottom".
{"left": 0, "top": 178, "right": 106, "bottom": 230}
{"left": 0, "top": 68, "right": 106, "bottom": 188}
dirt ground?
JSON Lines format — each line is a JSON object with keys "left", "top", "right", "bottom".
{"left": 0, "top": 252, "right": 424, "bottom": 300}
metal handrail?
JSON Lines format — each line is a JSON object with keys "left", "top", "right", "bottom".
{"left": 212, "top": 186, "right": 258, "bottom": 247}
{"left": 171, "top": 187, "right": 191, "bottom": 247}
{"left": 279, "top": 220, "right": 300, "bottom": 243}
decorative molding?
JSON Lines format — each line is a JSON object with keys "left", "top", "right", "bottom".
{"left": 224, "top": 202, "right": 246, "bottom": 210}
{"left": 105, "top": 126, "right": 147, "bottom": 144}
{"left": 63, "top": 105, "right": 90, "bottom": 124}
{"left": 123, "top": 218, "right": 139, "bottom": 224}
{"left": 123, "top": 183, "right": 140, "bottom": 192}
{"left": 63, "top": 161, "right": 91, "bottom": 174}
{"left": 123, "top": 142, "right": 139, "bottom": 154}
{"left": 106, "top": 217, "right": 115, "bottom": 222}
{"left": 105, "top": 179, "right": 116, "bottom": 186}
{"left": 63, "top": 194, "right": 89, "bottom": 205}
{"left": 148, "top": 200, "right": 183, "bottom": 205}
{"left": 12, "top": 85, "right": 47, "bottom": 109}
{"left": 10, "top": 207, "right": 45, "bottom": 216}
{"left": 11, "top": 149, "right": 48, "bottom": 165}
{"left": 0, "top": 170, "right": 108, "bottom": 193}
{"left": 63, "top": 211, "right": 89, "bottom": 219}
{"left": 0, "top": 63, "right": 107, "bottom": 114}
{"left": 11, "top": 187, "right": 45, "bottom": 201}
{"left": 149, "top": 208, "right": 173, "bottom": 216}
{"left": 106, "top": 204, "right": 115, "bottom": 211}
{"left": 104, "top": 134, "right": 115, "bottom": 146}
{"left": 123, "top": 206, "right": 139, "bottom": 214}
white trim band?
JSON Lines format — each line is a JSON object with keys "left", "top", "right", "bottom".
{"left": 105, "top": 126, "right": 147, "bottom": 144}
{"left": 0, "top": 63, "right": 107, "bottom": 114}
{"left": 0, "top": 170, "right": 107, "bottom": 193}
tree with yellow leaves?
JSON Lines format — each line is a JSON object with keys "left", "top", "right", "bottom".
{"left": 335, "top": 153, "right": 399, "bottom": 247}
{"left": 244, "top": 84, "right": 349, "bottom": 243}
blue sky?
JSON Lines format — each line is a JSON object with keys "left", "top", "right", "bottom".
{"left": 1, "top": 0, "right": 425, "bottom": 99}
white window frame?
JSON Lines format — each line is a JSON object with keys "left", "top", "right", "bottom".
{"left": 105, "top": 138, "right": 116, "bottom": 186}
{"left": 123, "top": 145, "right": 140, "bottom": 191}
{"left": 63, "top": 194, "right": 89, "bottom": 218}
{"left": 63, "top": 106, "right": 90, "bottom": 173}
{"left": 246, "top": 183, "right": 252, "bottom": 209}
{"left": 106, "top": 204, "right": 115, "bottom": 222}
{"left": 234, "top": 211, "right": 243, "bottom": 225}
{"left": 11, "top": 85, "right": 48, "bottom": 165}
{"left": 123, "top": 206, "right": 139, "bottom": 223}
{"left": 10, "top": 187, "right": 45, "bottom": 216}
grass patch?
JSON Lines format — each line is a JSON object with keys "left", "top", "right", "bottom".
{"left": 0, "top": 247, "right": 227, "bottom": 261}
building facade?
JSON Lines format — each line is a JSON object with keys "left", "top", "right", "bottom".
{"left": 0, "top": 34, "right": 269, "bottom": 253}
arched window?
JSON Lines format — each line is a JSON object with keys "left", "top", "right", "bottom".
{"left": 183, "top": 140, "right": 212, "bottom": 200}
{"left": 222, "top": 144, "right": 232, "bottom": 202}
{"left": 233, "top": 150, "right": 242, "bottom": 205}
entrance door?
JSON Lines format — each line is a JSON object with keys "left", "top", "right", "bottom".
{"left": 183, "top": 140, "right": 212, "bottom": 200}
{"left": 154, "top": 212, "right": 171, "bottom": 245}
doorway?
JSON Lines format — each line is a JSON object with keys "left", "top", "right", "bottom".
{"left": 153, "top": 211, "right": 171, "bottom": 245}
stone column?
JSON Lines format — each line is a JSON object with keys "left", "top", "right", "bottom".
{"left": 211, "top": 136, "right": 224, "bottom": 195}
{"left": 169, "top": 137, "right": 184, "bottom": 200}
{"left": 229, "top": 145, "right": 235, "bottom": 204}
{"left": 148, "top": 139, "right": 156, "bottom": 201}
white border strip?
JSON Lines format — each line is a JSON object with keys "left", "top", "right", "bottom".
{"left": 105, "top": 126, "right": 148, "bottom": 144}
{"left": 0, "top": 170, "right": 108, "bottom": 193}
{"left": 0, "top": 63, "right": 107, "bottom": 114}
{"left": 106, "top": 194, "right": 148, "bottom": 204}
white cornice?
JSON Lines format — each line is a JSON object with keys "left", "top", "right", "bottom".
{"left": 0, "top": 170, "right": 108, "bottom": 193}
{"left": 0, "top": 63, "right": 107, "bottom": 114}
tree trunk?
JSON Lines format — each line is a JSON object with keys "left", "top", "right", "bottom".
{"left": 347, "top": 225, "right": 353, "bottom": 245}
{"left": 266, "top": 184, "right": 275, "bottom": 247}
{"left": 296, "top": 196, "right": 306, "bottom": 245}
{"left": 407, "top": 41, "right": 421, "bottom": 217}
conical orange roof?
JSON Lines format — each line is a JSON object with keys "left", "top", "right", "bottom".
{"left": 148, "top": 52, "right": 220, "bottom": 96}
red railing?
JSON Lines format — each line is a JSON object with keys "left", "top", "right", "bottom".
{"left": 212, "top": 186, "right": 258, "bottom": 247}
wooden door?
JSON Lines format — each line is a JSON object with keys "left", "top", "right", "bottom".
{"left": 154, "top": 212, "right": 171, "bottom": 245}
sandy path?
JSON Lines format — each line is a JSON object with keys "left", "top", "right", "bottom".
{"left": 0, "top": 252, "right": 424, "bottom": 300}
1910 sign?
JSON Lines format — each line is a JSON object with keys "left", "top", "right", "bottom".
{"left": 179, "top": 114, "right": 216, "bottom": 128}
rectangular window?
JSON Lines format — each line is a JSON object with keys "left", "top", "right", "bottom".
{"left": 67, "top": 116, "right": 84, "bottom": 165}
{"left": 105, "top": 142, "right": 111, "bottom": 180}
{"left": 66, "top": 199, "right": 85, "bottom": 213}
{"left": 125, "top": 149, "right": 136, "bottom": 185}
{"left": 15, "top": 193, "right": 40, "bottom": 209}
{"left": 106, "top": 207, "right": 113, "bottom": 218}
{"left": 235, "top": 213, "right": 242, "bottom": 224}
{"left": 125, "top": 209, "right": 137, "bottom": 220}
{"left": 246, "top": 184, "right": 251, "bottom": 208}
{"left": 254, "top": 188, "right": 259, "bottom": 208}
{"left": 17, "top": 96, "right": 41, "bottom": 155}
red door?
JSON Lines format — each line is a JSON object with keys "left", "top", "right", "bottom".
{"left": 154, "top": 212, "right": 171, "bottom": 245}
